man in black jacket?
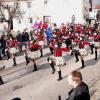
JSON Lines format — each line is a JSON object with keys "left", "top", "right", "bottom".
{"left": 22, "top": 28, "right": 29, "bottom": 48}
{"left": 16, "top": 31, "right": 22, "bottom": 52}
{"left": 66, "top": 70, "right": 90, "bottom": 100}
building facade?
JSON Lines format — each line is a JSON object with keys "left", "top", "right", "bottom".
{"left": 4, "top": 0, "right": 86, "bottom": 31}
{"left": 83, "top": 0, "right": 100, "bottom": 20}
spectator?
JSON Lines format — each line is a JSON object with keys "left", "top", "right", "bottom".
{"left": 66, "top": 70, "right": 90, "bottom": 100}
{"left": 1, "top": 35, "right": 7, "bottom": 56}
{"left": 22, "top": 28, "right": 29, "bottom": 48}
{"left": 16, "top": 31, "right": 22, "bottom": 52}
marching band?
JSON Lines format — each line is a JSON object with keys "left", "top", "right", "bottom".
{"left": 0, "top": 19, "right": 100, "bottom": 82}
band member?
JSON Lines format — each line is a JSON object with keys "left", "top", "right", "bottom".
{"left": 79, "top": 40, "right": 85, "bottom": 68}
{"left": 8, "top": 37, "right": 17, "bottom": 66}
{"left": 47, "top": 57, "right": 56, "bottom": 74}
{"left": 24, "top": 49, "right": 38, "bottom": 71}
{"left": 54, "top": 45, "right": 63, "bottom": 81}
{"left": 93, "top": 33, "right": 100, "bottom": 60}
{"left": 35, "top": 33, "right": 45, "bottom": 57}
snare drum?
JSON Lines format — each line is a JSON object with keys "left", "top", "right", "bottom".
{"left": 10, "top": 47, "right": 17, "bottom": 54}
{"left": 80, "top": 48, "right": 88, "bottom": 56}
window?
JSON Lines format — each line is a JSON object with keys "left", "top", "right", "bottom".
{"left": 27, "top": 2, "right": 32, "bottom": 8}
{"left": 44, "top": 0, "right": 48, "bottom": 4}
{"left": 18, "top": 19, "right": 21, "bottom": 24}
{"left": 29, "top": 18, "right": 33, "bottom": 23}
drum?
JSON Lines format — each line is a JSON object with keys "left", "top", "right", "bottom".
{"left": 39, "top": 41, "right": 44, "bottom": 46}
{"left": 10, "top": 47, "right": 17, "bottom": 54}
{"left": 29, "top": 50, "right": 39, "bottom": 59}
{"left": 55, "top": 57, "right": 65, "bottom": 66}
{"left": 80, "top": 48, "right": 88, "bottom": 56}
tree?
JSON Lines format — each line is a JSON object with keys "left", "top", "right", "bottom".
{"left": 0, "top": 0, "right": 31, "bottom": 32}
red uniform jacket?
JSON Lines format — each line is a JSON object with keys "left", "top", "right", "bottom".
{"left": 94, "top": 35, "right": 100, "bottom": 42}
{"left": 29, "top": 43, "right": 42, "bottom": 51}
{"left": 79, "top": 41, "right": 90, "bottom": 49}
{"left": 54, "top": 49, "right": 62, "bottom": 57}
{"left": 8, "top": 40, "right": 17, "bottom": 48}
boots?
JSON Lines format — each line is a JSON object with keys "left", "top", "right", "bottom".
{"left": 40, "top": 49, "right": 43, "bottom": 57}
{"left": 95, "top": 49, "right": 97, "bottom": 60}
{"left": 49, "top": 47, "right": 54, "bottom": 55}
{"left": 81, "top": 60, "right": 85, "bottom": 68}
{"left": 6, "top": 50, "right": 10, "bottom": 60}
{"left": 33, "top": 64, "right": 37, "bottom": 72}
{"left": 58, "top": 95, "right": 61, "bottom": 100}
{"left": 75, "top": 53, "right": 79, "bottom": 62}
{"left": 33, "top": 59, "right": 37, "bottom": 72}
{"left": 0, "top": 76, "right": 3, "bottom": 85}
{"left": 70, "top": 47, "right": 73, "bottom": 56}
{"left": 25, "top": 56, "right": 30, "bottom": 65}
{"left": 90, "top": 45, "right": 94, "bottom": 54}
{"left": 57, "top": 71, "right": 62, "bottom": 81}
{"left": 13, "top": 56, "right": 16, "bottom": 66}
{"left": 50, "top": 64, "right": 55, "bottom": 74}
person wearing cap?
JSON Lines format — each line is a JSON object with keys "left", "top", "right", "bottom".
{"left": 66, "top": 70, "right": 90, "bottom": 100}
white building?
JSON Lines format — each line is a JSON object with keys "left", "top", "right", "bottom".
{"left": 12, "top": 0, "right": 84, "bottom": 31}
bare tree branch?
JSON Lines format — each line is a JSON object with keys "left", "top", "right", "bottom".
{"left": 0, "top": 0, "right": 32, "bottom": 30}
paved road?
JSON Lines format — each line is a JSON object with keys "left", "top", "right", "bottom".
{"left": 0, "top": 48, "right": 100, "bottom": 100}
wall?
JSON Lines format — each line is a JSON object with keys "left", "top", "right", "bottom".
{"left": 13, "top": 0, "right": 84, "bottom": 31}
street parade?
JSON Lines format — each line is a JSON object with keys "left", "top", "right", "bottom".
{"left": 0, "top": 0, "right": 100, "bottom": 100}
